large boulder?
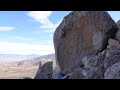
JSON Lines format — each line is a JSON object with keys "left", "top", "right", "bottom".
{"left": 34, "top": 61, "right": 53, "bottom": 79}
{"left": 54, "top": 11, "right": 118, "bottom": 74}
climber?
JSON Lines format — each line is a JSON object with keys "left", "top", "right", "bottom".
{"left": 61, "top": 28, "right": 65, "bottom": 38}
{"left": 60, "top": 18, "right": 66, "bottom": 39}
{"left": 57, "top": 28, "right": 65, "bottom": 48}
{"left": 57, "top": 18, "right": 66, "bottom": 48}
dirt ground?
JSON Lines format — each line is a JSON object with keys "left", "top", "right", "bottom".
{"left": 0, "top": 63, "right": 39, "bottom": 79}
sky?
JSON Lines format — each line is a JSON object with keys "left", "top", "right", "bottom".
{"left": 0, "top": 11, "right": 119, "bottom": 55}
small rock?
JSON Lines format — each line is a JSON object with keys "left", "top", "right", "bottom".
{"left": 108, "top": 38, "right": 120, "bottom": 49}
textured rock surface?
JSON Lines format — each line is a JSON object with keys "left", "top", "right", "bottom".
{"left": 65, "top": 48, "right": 120, "bottom": 79}
{"left": 68, "top": 68, "right": 86, "bottom": 79}
{"left": 54, "top": 11, "right": 118, "bottom": 74}
{"left": 107, "top": 38, "right": 120, "bottom": 49}
{"left": 34, "top": 61, "right": 53, "bottom": 79}
{"left": 82, "top": 66, "right": 104, "bottom": 79}
{"left": 82, "top": 55, "right": 103, "bottom": 68}
{"left": 108, "top": 38, "right": 119, "bottom": 46}
{"left": 104, "top": 49, "right": 120, "bottom": 70}
{"left": 105, "top": 62, "right": 120, "bottom": 79}
{"left": 52, "top": 65, "right": 61, "bottom": 79}
{"left": 81, "top": 54, "right": 104, "bottom": 79}
{"left": 115, "top": 20, "right": 120, "bottom": 41}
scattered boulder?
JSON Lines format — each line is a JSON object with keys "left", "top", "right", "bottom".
{"left": 54, "top": 11, "right": 118, "bottom": 74}
{"left": 34, "top": 61, "right": 53, "bottom": 79}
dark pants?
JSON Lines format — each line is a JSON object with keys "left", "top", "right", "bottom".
{"left": 61, "top": 33, "right": 65, "bottom": 38}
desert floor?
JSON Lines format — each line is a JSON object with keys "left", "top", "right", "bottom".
{"left": 0, "top": 63, "right": 39, "bottom": 79}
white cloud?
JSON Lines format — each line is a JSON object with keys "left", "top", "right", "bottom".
{"left": 0, "top": 27, "right": 15, "bottom": 31}
{"left": 14, "top": 36, "right": 33, "bottom": 41}
{"left": 0, "top": 41, "right": 55, "bottom": 55}
{"left": 27, "top": 11, "right": 62, "bottom": 32}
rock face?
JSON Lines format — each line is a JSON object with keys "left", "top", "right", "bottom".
{"left": 34, "top": 61, "right": 53, "bottom": 79}
{"left": 54, "top": 11, "right": 118, "bottom": 74}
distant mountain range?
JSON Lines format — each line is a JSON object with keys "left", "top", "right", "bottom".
{"left": 0, "top": 54, "right": 55, "bottom": 63}
{"left": 33, "top": 54, "right": 55, "bottom": 60}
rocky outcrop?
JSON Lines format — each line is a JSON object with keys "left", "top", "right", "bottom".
{"left": 63, "top": 48, "right": 120, "bottom": 79}
{"left": 67, "top": 54, "right": 105, "bottom": 79}
{"left": 34, "top": 61, "right": 53, "bottom": 79}
{"left": 54, "top": 11, "right": 118, "bottom": 74}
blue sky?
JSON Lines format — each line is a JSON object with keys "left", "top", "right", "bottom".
{"left": 0, "top": 11, "right": 119, "bottom": 55}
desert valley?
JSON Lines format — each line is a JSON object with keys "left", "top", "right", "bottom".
{"left": 0, "top": 54, "right": 55, "bottom": 79}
